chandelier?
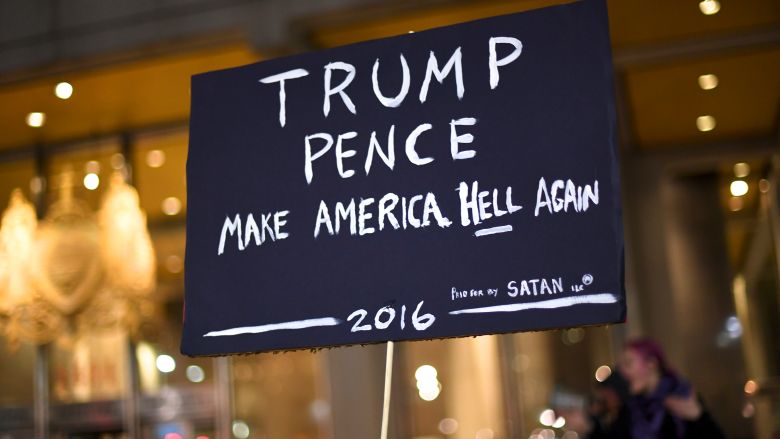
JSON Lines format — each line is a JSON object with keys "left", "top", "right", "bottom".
{"left": 0, "top": 171, "right": 156, "bottom": 348}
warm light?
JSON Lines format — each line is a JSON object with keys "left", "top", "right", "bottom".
{"left": 742, "top": 402, "right": 755, "bottom": 418}
{"left": 136, "top": 342, "right": 160, "bottom": 392}
{"left": 55, "top": 82, "right": 73, "bottom": 99}
{"left": 309, "top": 399, "right": 331, "bottom": 422}
{"left": 196, "top": 436, "right": 211, "bottom": 439}
{"left": 110, "top": 153, "right": 125, "bottom": 170}
{"left": 156, "top": 354, "right": 176, "bottom": 373}
{"left": 758, "top": 179, "right": 770, "bottom": 193}
{"left": 415, "top": 364, "right": 441, "bottom": 401}
{"left": 595, "top": 365, "right": 612, "bottom": 382}
{"left": 696, "top": 115, "right": 716, "bottom": 132}
{"left": 162, "top": 197, "right": 182, "bottom": 216}
{"left": 166, "top": 254, "right": 183, "bottom": 273}
{"left": 730, "top": 180, "right": 749, "bottom": 197}
{"left": 552, "top": 417, "right": 566, "bottom": 429}
{"left": 539, "top": 409, "right": 556, "bottom": 427}
{"left": 728, "top": 196, "right": 743, "bottom": 212}
{"left": 733, "top": 162, "right": 750, "bottom": 178}
{"left": 232, "top": 420, "right": 250, "bottom": 439}
{"left": 164, "top": 434, "right": 182, "bottom": 439}
{"left": 476, "top": 428, "right": 494, "bottom": 439}
{"left": 418, "top": 380, "right": 441, "bottom": 401}
{"left": 744, "top": 379, "right": 758, "bottom": 394}
{"left": 83, "top": 173, "right": 100, "bottom": 190}
{"left": 186, "top": 364, "right": 205, "bottom": 383}
{"left": 438, "top": 418, "right": 458, "bottom": 435}
{"left": 415, "top": 365, "right": 437, "bottom": 381}
{"left": 146, "top": 149, "right": 166, "bottom": 168}
{"left": 562, "top": 327, "right": 584, "bottom": 345}
{"left": 513, "top": 353, "right": 530, "bottom": 373}
{"left": 698, "top": 74, "right": 718, "bottom": 90}
{"left": 699, "top": 0, "right": 720, "bottom": 15}
{"left": 26, "top": 112, "right": 46, "bottom": 128}
{"left": 29, "top": 176, "right": 43, "bottom": 194}
{"left": 0, "top": 169, "right": 156, "bottom": 349}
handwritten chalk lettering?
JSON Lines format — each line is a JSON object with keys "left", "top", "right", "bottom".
{"left": 488, "top": 37, "right": 523, "bottom": 89}
{"left": 260, "top": 36, "right": 523, "bottom": 128}
{"left": 450, "top": 286, "right": 501, "bottom": 300}
{"left": 259, "top": 68, "right": 310, "bottom": 128}
{"left": 304, "top": 120, "right": 477, "bottom": 185}
{"left": 372, "top": 55, "right": 410, "bottom": 108}
{"left": 419, "top": 47, "right": 465, "bottom": 103}
{"left": 217, "top": 210, "right": 290, "bottom": 255}
{"left": 506, "top": 277, "right": 563, "bottom": 297}
{"left": 323, "top": 61, "right": 357, "bottom": 117}
{"left": 347, "top": 300, "right": 435, "bottom": 332}
{"left": 314, "top": 191, "right": 451, "bottom": 238}
{"left": 534, "top": 178, "right": 599, "bottom": 216}
{"left": 456, "top": 180, "right": 522, "bottom": 227}
{"left": 450, "top": 117, "right": 478, "bottom": 160}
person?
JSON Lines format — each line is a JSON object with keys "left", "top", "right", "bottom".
{"left": 618, "top": 338, "right": 725, "bottom": 439}
{"left": 587, "top": 370, "right": 632, "bottom": 439}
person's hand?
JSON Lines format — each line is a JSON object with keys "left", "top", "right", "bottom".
{"left": 664, "top": 391, "right": 702, "bottom": 421}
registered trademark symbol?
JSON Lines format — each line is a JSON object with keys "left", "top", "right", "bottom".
{"left": 582, "top": 274, "right": 593, "bottom": 285}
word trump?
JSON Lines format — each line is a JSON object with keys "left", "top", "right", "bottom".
{"left": 258, "top": 36, "right": 523, "bottom": 184}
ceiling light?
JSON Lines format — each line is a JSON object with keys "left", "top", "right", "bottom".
{"left": 698, "top": 74, "right": 718, "bottom": 90}
{"left": 733, "top": 162, "right": 750, "bottom": 178}
{"left": 146, "top": 149, "right": 166, "bottom": 168}
{"left": 730, "top": 180, "right": 748, "bottom": 197}
{"left": 162, "top": 197, "right": 182, "bottom": 215}
{"left": 83, "top": 173, "right": 100, "bottom": 190}
{"left": 26, "top": 112, "right": 46, "bottom": 128}
{"left": 699, "top": 0, "right": 720, "bottom": 15}
{"left": 696, "top": 115, "right": 716, "bottom": 132}
{"left": 55, "top": 82, "right": 73, "bottom": 99}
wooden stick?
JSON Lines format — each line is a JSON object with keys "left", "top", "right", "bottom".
{"left": 380, "top": 340, "right": 395, "bottom": 439}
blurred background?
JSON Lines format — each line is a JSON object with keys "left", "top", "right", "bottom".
{"left": 0, "top": 0, "right": 778, "bottom": 438}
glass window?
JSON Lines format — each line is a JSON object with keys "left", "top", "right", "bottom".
{"left": 46, "top": 138, "right": 121, "bottom": 211}
{"left": 132, "top": 129, "right": 188, "bottom": 223}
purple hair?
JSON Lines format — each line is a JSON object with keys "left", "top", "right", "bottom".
{"left": 626, "top": 337, "right": 674, "bottom": 376}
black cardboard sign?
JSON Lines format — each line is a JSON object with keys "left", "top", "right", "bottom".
{"left": 182, "top": 0, "right": 625, "bottom": 356}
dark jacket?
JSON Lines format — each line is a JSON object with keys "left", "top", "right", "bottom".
{"left": 590, "top": 375, "right": 724, "bottom": 439}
